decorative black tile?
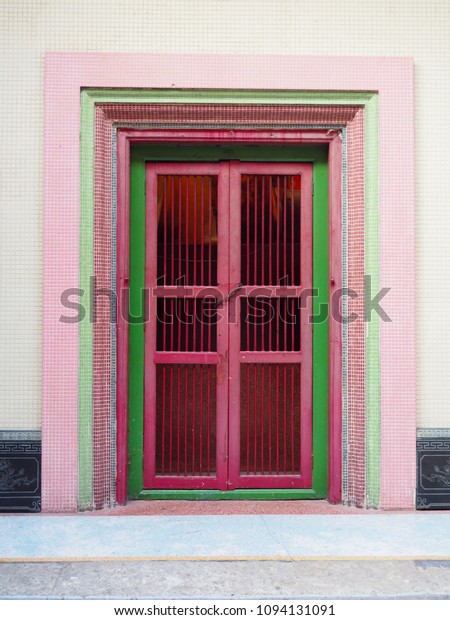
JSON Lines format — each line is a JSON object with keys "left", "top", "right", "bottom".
{"left": 417, "top": 437, "right": 450, "bottom": 510}
{"left": 0, "top": 432, "right": 41, "bottom": 512}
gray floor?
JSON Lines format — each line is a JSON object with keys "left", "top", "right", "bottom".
{"left": 2, "top": 559, "right": 450, "bottom": 599}
{"left": 3, "top": 511, "right": 450, "bottom": 599}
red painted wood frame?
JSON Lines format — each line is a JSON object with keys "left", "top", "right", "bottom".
{"left": 228, "top": 162, "right": 313, "bottom": 489}
{"left": 143, "top": 161, "right": 313, "bottom": 490}
{"left": 144, "top": 162, "right": 230, "bottom": 490}
{"left": 116, "top": 129, "right": 342, "bottom": 503}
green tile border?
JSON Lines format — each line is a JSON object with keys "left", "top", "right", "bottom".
{"left": 128, "top": 143, "right": 328, "bottom": 501}
{"left": 79, "top": 89, "right": 379, "bottom": 509}
{"left": 364, "top": 96, "right": 380, "bottom": 508}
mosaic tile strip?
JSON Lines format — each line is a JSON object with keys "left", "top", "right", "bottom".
{"left": 378, "top": 60, "right": 415, "bottom": 509}
{"left": 80, "top": 94, "right": 365, "bottom": 507}
{"left": 89, "top": 101, "right": 365, "bottom": 509}
{"left": 364, "top": 95, "right": 381, "bottom": 508}
{"left": 346, "top": 108, "right": 366, "bottom": 506}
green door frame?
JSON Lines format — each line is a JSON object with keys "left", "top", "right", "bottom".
{"left": 128, "top": 143, "right": 329, "bottom": 500}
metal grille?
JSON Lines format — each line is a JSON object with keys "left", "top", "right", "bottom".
{"left": 240, "top": 363, "right": 301, "bottom": 476}
{"left": 241, "top": 175, "right": 301, "bottom": 286}
{"left": 240, "top": 297, "right": 301, "bottom": 352}
{"left": 156, "top": 298, "right": 217, "bottom": 352}
{"left": 155, "top": 364, "right": 217, "bottom": 477}
{"left": 157, "top": 175, "right": 218, "bottom": 286}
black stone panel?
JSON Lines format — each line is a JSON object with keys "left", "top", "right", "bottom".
{"left": 417, "top": 438, "right": 450, "bottom": 510}
{"left": 0, "top": 436, "right": 41, "bottom": 512}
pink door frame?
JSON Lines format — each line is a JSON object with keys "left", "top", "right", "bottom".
{"left": 116, "top": 128, "right": 342, "bottom": 504}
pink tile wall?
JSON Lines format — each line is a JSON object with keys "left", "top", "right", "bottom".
{"left": 44, "top": 54, "right": 415, "bottom": 510}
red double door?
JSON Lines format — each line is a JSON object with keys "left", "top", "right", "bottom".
{"left": 144, "top": 161, "right": 313, "bottom": 491}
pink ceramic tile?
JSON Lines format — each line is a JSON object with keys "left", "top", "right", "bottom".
{"left": 44, "top": 54, "right": 415, "bottom": 510}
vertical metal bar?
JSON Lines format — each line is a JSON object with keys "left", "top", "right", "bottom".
{"left": 246, "top": 175, "right": 250, "bottom": 285}
{"left": 268, "top": 364, "right": 272, "bottom": 474}
{"left": 185, "top": 299, "right": 189, "bottom": 353}
{"left": 163, "top": 177, "right": 167, "bottom": 284}
{"left": 161, "top": 157, "right": 168, "bottom": 470}
{"left": 161, "top": 366, "right": 166, "bottom": 475}
{"left": 185, "top": 176, "right": 189, "bottom": 284}
{"left": 192, "top": 365, "right": 196, "bottom": 475}
{"left": 276, "top": 298, "right": 280, "bottom": 353}
{"left": 262, "top": 176, "right": 265, "bottom": 285}
{"left": 294, "top": 364, "right": 303, "bottom": 474}
{"left": 184, "top": 365, "right": 188, "bottom": 476}
{"left": 208, "top": 176, "right": 212, "bottom": 286}
{"left": 276, "top": 176, "right": 280, "bottom": 285}
{"left": 171, "top": 176, "right": 175, "bottom": 285}
{"left": 201, "top": 177, "right": 205, "bottom": 286}
{"left": 207, "top": 178, "right": 212, "bottom": 352}
{"left": 169, "top": 289, "right": 174, "bottom": 474}
{"left": 291, "top": 364, "right": 295, "bottom": 474}
{"left": 252, "top": 297, "right": 258, "bottom": 351}
{"left": 171, "top": 298, "right": 174, "bottom": 351}
{"left": 269, "top": 176, "right": 273, "bottom": 285}
{"left": 207, "top": 365, "right": 211, "bottom": 476}
{"left": 283, "top": 178, "right": 288, "bottom": 352}
{"left": 246, "top": 364, "right": 250, "bottom": 475}
{"left": 177, "top": 296, "right": 181, "bottom": 353}
{"left": 246, "top": 177, "right": 250, "bottom": 349}
{"left": 269, "top": 296, "right": 273, "bottom": 353}
{"left": 178, "top": 177, "right": 182, "bottom": 285}
{"left": 177, "top": 365, "right": 180, "bottom": 476}
{"left": 253, "top": 363, "right": 257, "bottom": 474}
{"left": 193, "top": 176, "right": 197, "bottom": 286}
{"left": 169, "top": 365, "right": 173, "bottom": 474}
{"left": 283, "top": 364, "right": 287, "bottom": 474}
{"left": 261, "top": 364, "right": 265, "bottom": 474}
{"left": 199, "top": 365, "right": 203, "bottom": 475}
{"left": 283, "top": 176, "right": 287, "bottom": 285}
{"left": 276, "top": 364, "right": 280, "bottom": 475}
{"left": 254, "top": 176, "right": 258, "bottom": 285}
{"left": 291, "top": 176, "right": 295, "bottom": 285}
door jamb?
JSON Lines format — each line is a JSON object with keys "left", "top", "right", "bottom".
{"left": 116, "top": 128, "right": 342, "bottom": 504}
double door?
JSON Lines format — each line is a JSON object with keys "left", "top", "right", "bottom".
{"left": 144, "top": 161, "right": 313, "bottom": 490}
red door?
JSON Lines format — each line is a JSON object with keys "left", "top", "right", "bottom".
{"left": 144, "top": 161, "right": 313, "bottom": 491}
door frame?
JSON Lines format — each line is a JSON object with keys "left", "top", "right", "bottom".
{"left": 116, "top": 128, "right": 342, "bottom": 503}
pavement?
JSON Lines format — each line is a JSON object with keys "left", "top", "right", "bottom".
{"left": 2, "top": 502, "right": 450, "bottom": 599}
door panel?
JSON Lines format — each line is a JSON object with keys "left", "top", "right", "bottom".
{"left": 228, "top": 162, "right": 313, "bottom": 489}
{"left": 144, "top": 161, "right": 313, "bottom": 491}
{"left": 144, "top": 162, "right": 229, "bottom": 490}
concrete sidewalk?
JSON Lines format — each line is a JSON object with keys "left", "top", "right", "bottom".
{"left": 2, "top": 510, "right": 450, "bottom": 598}
{"left": 2, "top": 559, "right": 450, "bottom": 599}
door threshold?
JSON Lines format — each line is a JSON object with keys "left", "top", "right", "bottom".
{"left": 136, "top": 489, "right": 323, "bottom": 500}
{"left": 104, "top": 499, "right": 371, "bottom": 516}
